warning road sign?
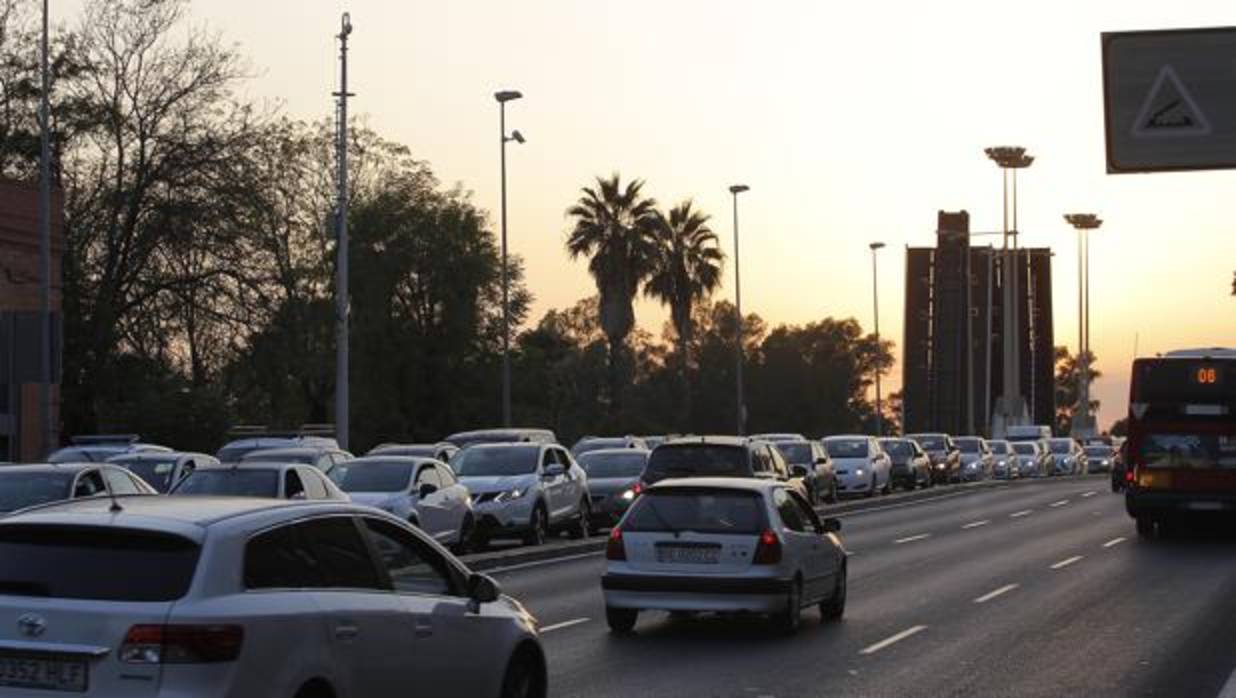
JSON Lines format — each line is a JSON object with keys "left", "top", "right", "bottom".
{"left": 1103, "top": 27, "right": 1236, "bottom": 172}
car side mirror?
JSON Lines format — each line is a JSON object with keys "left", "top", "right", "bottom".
{"left": 418, "top": 483, "right": 438, "bottom": 498}
{"left": 466, "top": 573, "right": 501, "bottom": 613}
{"left": 790, "top": 464, "right": 809, "bottom": 478}
{"left": 822, "top": 517, "right": 842, "bottom": 533}
{"left": 543, "top": 463, "right": 565, "bottom": 478}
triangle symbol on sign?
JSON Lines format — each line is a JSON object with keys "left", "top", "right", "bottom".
{"left": 1130, "top": 65, "right": 1212, "bottom": 138}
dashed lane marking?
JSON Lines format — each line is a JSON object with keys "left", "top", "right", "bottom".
{"left": 1010, "top": 510, "right": 1033, "bottom": 518}
{"left": 1049, "top": 500, "right": 1069, "bottom": 508}
{"left": 893, "top": 534, "right": 932, "bottom": 545}
{"left": 860, "top": 625, "right": 928, "bottom": 655}
{"left": 1102, "top": 537, "right": 1127, "bottom": 548}
{"left": 961, "top": 520, "right": 990, "bottom": 529}
{"left": 541, "top": 617, "right": 590, "bottom": 633}
{"left": 1050, "top": 555, "right": 1084, "bottom": 570}
{"left": 974, "top": 584, "right": 1020, "bottom": 604}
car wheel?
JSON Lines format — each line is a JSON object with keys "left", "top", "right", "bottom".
{"left": 820, "top": 562, "right": 847, "bottom": 622}
{"left": 606, "top": 606, "right": 638, "bottom": 634}
{"left": 1136, "top": 516, "right": 1155, "bottom": 539}
{"left": 568, "top": 500, "right": 590, "bottom": 539}
{"left": 452, "top": 515, "right": 475, "bottom": 556}
{"left": 774, "top": 579, "right": 802, "bottom": 635}
{"left": 523, "top": 505, "right": 548, "bottom": 547}
{"left": 499, "top": 648, "right": 545, "bottom": 698}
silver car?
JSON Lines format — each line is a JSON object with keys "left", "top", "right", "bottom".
{"left": 602, "top": 478, "right": 847, "bottom": 635}
{"left": 955, "top": 437, "right": 994, "bottom": 481}
{"left": 823, "top": 435, "right": 892, "bottom": 497}
{"left": 576, "top": 448, "right": 649, "bottom": 528}
{"left": 0, "top": 497, "right": 546, "bottom": 697}
{"left": 1011, "top": 441, "right": 1050, "bottom": 478}
{"left": 169, "top": 463, "right": 347, "bottom": 501}
{"left": 333, "top": 456, "right": 476, "bottom": 553}
{"left": 106, "top": 452, "right": 218, "bottom": 493}
{"left": 368, "top": 442, "right": 459, "bottom": 462}
{"left": 0, "top": 463, "right": 157, "bottom": 514}
{"left": 987, "top": 440, "right": 1021, "bottom": 480}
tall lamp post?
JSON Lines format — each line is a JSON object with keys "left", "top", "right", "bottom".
{"left": 1064, "top": 213, "right": 1101, "bottom": 439}
{"left": 38, "top": 0, "right": 51, "bottom": 457}
{"left": 495, "top": 90, "right": 524, "bottom": 427}
{"left": 870, "top": 242, "right": 886, "bottom": 436}
{"left": 984, "top": 146, "right": 1034, "bottom": 436}
{"left": 333, "top": 13, "right": 353, "bottom": 450}
{"left": 729, "top": 184, "right": 749, "bottom": 435}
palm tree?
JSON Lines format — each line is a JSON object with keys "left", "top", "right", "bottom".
{"left": 565, "top": 174, "right": 658, "bottom": 413}
{"left": 645, "top": 200, "right": 725, "bottom": 422}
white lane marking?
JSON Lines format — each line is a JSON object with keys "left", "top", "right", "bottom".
{"left": 487, "top": 550, "right": 601, "bottom": 574}
{"left": 893, "top": 533, "right": 932, "bottom": 545}
{"left": 540, "top": 617, "right": 590, "bottom": 633}
{"left": 835, "top": 485, "right": 1013, "bottom": 518}
{"left": 961, "top": 520, "right": 990, "bottom": 529}
{"left": 973, "top": 584, "right": 1020, "bottom": 604}
{"left": 1102, "top": 537, "right": 1127, "bottom": 548}
{"left": 1050, "top": 555, "right": 1084, "bottom": 570}
{"left": 1081, "top": 491, "right": 1097, "bottom": 498}
{"left": 1010, "top": 509, "right": 1033, "bottom": 518}
{"left": 860, "top": 625, "right": 928, "bottom": 655}
{"left": 1218, "top": 664, "right": 1236, "bottom": 698}
{"left": 1049, "top": 500, "right": 1069, "bottom": 508}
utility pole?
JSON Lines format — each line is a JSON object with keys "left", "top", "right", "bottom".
{"left": 38, "top": 0, "right": 51, "bottom": 457}
{"left": 729, "top": 184, "right": 749, "bottom": 435}
{"left": 495, "top": 90, "right": 524, "bottom": 427}
{"left": 333, "top": 13, "right": 353, "bottom": 450}
{"left": 870, "top": 242, "right": 886, "bottom": 436}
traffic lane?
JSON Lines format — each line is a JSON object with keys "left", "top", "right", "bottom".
{"left": 492, "top": 553, "right": 606, "bottom": 632}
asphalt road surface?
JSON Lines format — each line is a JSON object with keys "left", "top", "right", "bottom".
{"left": 492, "top": 477, "right": 1236, "bottom": 697}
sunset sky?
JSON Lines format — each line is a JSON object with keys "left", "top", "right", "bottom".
{"left": 58, "top": 0, "right": 1236, "bottom": 430}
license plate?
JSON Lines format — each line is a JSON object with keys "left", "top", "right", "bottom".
{"left": 0, "top": 653, "right": 88, "bottom": 692}
{"left": 656, "top": 545, "right": 720, "bottom": 564}
{"left": 1185, "top": 501, "right": 1225, "bottom": 511}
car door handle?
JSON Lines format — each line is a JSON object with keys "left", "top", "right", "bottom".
{"left": 334, "top": 624, "right": 359, "bottom": 640}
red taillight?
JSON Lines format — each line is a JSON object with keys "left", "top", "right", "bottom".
{"left": 632, "top": 482, "right": 644, "bottom": 496}
{"left": 753, "top": 529, "right": 782, "bottom": 565}
{"left": 121, "top": 624, "right": 244, "bottom": 664}
{"left": 1125, "top": 465, "right": 1137, "bottom": 484}
{"left": 606, "top": 527, "right": 627, "bottom": 561}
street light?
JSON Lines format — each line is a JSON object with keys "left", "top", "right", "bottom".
{"left": 985, "top": 146, "right": 1034, "bottom": 436}
{"left": 869, "top": 242, "right": 886, "bottom": 436}
{"left": 1064, "top": 213, "right": 1102, "bottom": 439}
{"left": 333, "top": 12, "right": 354, "bottom": 450}
{"left": 729, "top": 184, "right": 749, "bottom": 435}
{"left": 495, "top": 89, "right": 523, "bottom": 427}
{"left": 37, "top": 0, "right": 51, "bottom": 458}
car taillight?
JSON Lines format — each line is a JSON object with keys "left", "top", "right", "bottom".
{"left": 752, "top": 529, "right": 782, "bottom": 565}
{"left": 121, "top": 624, "right": 244, "bottom": 664}
{"left": 1125, "top": 466, "right": 1136, "bottom": 484}
{"left": 606, "top": 527, "right": 627, "bottom": 561}
{"left": 632, "top": 481, "right": 644, "bottom": 496}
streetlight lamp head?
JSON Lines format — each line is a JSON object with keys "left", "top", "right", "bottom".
{"left": 985, "top": 146, "right": 1033, "bottom": 168}
{"left": 495, "top": 90, "right": 523, "bottom": 103}
{"left": 340, "top": 12, "right": 352, "bottom": 37}
{"left": 1064, "top": 213, "right": 1102, "bottom": 230}
{"left": 729, "top": 184, "right": 749, "bottom": 194}
{"left": 870, "top": 242, "right": 886, "bottom": 251}
{"left": 511, "top": 129, "right": 525, "bottom": 144}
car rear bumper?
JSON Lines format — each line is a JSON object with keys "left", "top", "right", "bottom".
{"left": 1126, "top": 491, "right": 1236, "bottom": 518}
{"left": 602, "top": 574, "right": 791, "bottom": 613}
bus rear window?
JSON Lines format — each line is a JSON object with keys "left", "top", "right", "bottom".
{"left": 1141, "top": 434, "right": 1236, "bottom": 470}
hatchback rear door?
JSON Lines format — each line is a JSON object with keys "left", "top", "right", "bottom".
{"left": 620, "top": 488, "right": 766, "bottom": 575}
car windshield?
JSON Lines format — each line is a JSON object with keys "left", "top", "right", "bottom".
{"left": 912, "top": 436, "right": 946, "bottom": 451}
{"left": 774, "top": 443, "right": 813, "bottom": 464}
{"left": 824, "top": 439, "right": 868, "bottom": 458}
{"left": 1085, "top": 446, "right": 1113, "bottom": 458}
{"left": 338, "top": 462, "right": 415, "bottom": 492}
{"left": 1049, "top": 440, "right": 1073, "bottom": 454}
{"left": 171, "top": 469, "right": 280, "bottom": 497}
{"left": 453, "top": 445, "right": 540, "bottom": 477}
{"left": 644, "top": 445, "right": 748, "bottom": 480}
{"left": 622, "top": 488, "right": 767, "bottom": 534}
{"left": 989, "top": 442, "right": 1011, "bottom": 455}
{"left": 1012, "top": 443, "right": 1038, "bottom": 455}
{"left": 578, "top": 452, "right": 646, "bottom": 478}
{"left": 0, "top": 473, "right": 73, "bottom": 513}
{"left": 955, "top": 438, "right": 982, "bottom": 453}
{"left": 880, "top": 440, "right": 915, "bottom": 457}
{"left": 115, "top": 460, "right": 179, "bottom": 493}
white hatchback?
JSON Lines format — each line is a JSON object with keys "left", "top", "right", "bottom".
{"left": 602, "top": 478, "right": 847, "bottom": 635}
{"left": 332, "top": 456, "right": 477, "bottom": 553}
{"left": 0, "top": 497, "right": 546, "bottom": 697}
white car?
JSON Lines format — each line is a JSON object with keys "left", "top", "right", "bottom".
{"left": 169, "top": 463, "right": 348, "bottom": 501}
{"left": 602, "top": 478, "right": 846, "bottom": 635}
{"left": 0, "top": 463, "right": 157, "bottom": 514}
{"left": 106, "top": 451, "right": 218, "bottom": 493}
{"left": 822, "top": 435, "right": 892, "bottom": 497}
{"left": 454, "top": 443, "right": 591, "bottom": 546}
{"left": 333, "top": 456, "right": 477, "bottom": 553}
{"left": 0, "top": 497, "right": 547, "bottom": 697}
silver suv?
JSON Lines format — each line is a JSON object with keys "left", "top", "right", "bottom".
{"left": 453, "top": 443, "right": 591, "bottom": 546}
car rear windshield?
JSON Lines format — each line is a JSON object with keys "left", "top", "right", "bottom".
{"left": 172, "top": 470, "right": 280, "bottom": 497}
{"left": 644, "top": 445, "right": 748, "bottom": 481}
{"left": 880, "top": 440, "right": 914, "bottom": 457}
{"left": 0, "top": 525, "right": 199, "bottom": 601}
{"left": 0, "top": 473, "right": 73, "bottom": 513}
{"left": 117, "top": 460, "right": 179, "bottom": 493}
{"left": 578, "top": 451, "right": 646, "bottom": 478}
{"left": 623, "top": 489, "right": 767, "bottom": 534}
{"left": 912, "top": 436, "right": 946, "bottom": 451}
{"left": 774, "top": 443, "right": 813, "bottom": 464}
{"left": 1141, "top": 433, "right": 1236, "bottom": 469}
{"left": 338, "top": 462, "right": 415, "bottom": 492}
{"left": 453, "top": 445, "right": 540, "bottom": 477}
{"left": 824, "top": 439, "right": 867, "bottom": 458}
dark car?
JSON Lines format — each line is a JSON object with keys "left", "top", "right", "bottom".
{"left": 879, "top": 438, "right": 933, "bottom": 490}
{"left": 639, "top": 437, "right": 793, "bottom": 492}
{"left": 907, "top": 433, "right": 961, "bottom": 484}
{"left": 577, "top": 448, "right": 650, "bottom": 528}
{"left": 771, "top": 440, "right": 837, "bottom": 505}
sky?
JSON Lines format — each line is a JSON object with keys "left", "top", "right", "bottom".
{"left": 57, "top": 0, "right": 1236, "bottom": 430}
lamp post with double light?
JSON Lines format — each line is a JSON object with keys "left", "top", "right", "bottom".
{"left": 1064, "top": 213, "right": 1101, "bottom": 439}
{"left": 495, "top": 90, "right": 524, "bottom": 427}
{"left": 729, "top": 184, "right": 749, "bottom": 435}
{"left": 870, "top": 242, "right": 886, "bottom": 436}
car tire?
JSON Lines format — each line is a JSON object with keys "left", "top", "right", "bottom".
{"left": 523, "top": 505, "right": 548, "bottom": 547}
{"left": 820, "top": 563, "right": 847, "bottom": 622}
{"left": 293, "top": 680, "right": 335, "bottom": 698}
{"left": 606, "top": 606, "right": 638, "bottom": 634}
{"left": 568, "top": 500, "right": 590, "bottom": 539}
{"left": 499, "top": 648, "right": 545, "bottom": 698}
{"left": 775, "top": 579, "right": 802, "bottom": 635}
{"left": 452, "top": 515, "right": 475, "bottom": 556}
{"left": 1135, "top": 516, "right": 1155, "bottom": 539}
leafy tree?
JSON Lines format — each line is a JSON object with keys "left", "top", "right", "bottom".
{"left": 1054, "top": 346, "right": 1101, "bottom": 436}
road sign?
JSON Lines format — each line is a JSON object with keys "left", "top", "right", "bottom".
{"left": 1103, "top": 27, "right": 1236, "bottom": 173}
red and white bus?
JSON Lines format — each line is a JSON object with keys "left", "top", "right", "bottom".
{"left": 1124, "top": 348, "right": 1236, "bottom": 537}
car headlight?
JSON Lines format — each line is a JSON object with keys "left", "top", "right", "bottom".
{"left": 855, "top": 469, "right": 865, "bottom": 477}
{"left": 494, "top": 487, "right": 527, "bottom": 503}
{"left": 935, "top": 463, "right": 946, "bottom": 470}
{"left": 620, "top": 489, "right": 636, "bottom": 501}
{"left": 996, "top": 460, "right": 1007, "bottom": 468}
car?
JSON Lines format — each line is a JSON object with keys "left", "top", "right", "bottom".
{"left": 907, "top": 433, "right": 961, "bottom": 485}
{"left": 105, "top": 451, "right": 218, "bottom": 493}
{"left": 601, "top": 478, "right": 847, "bottom": 635}
{"left": 570, "top": 436, "right": 648, "bottom": 457}
{"left": 987, "top": 440, "right": 1021, "bottom": 480}
{"left": 445, "top": 428, "right": 558, "bottom": 449}
{"left": 452, "top": 442, "right": 591, "bottom": 546}
{"left": 215, "top": 426, "right": 341, "bottom": 464}
{"left": 878, "top": 437, "right": 933, "bottom": 490}
{"left": 955, "top": 437, "right": 994, "bottom": 482}
{"left": 770, "top": 439, "right": 837, "bottom": 505}
{"left": 749, "top": 433, "right": 808, "bottom": 443}
{"left": 367, "top": 442, "right": 460, "bottom": 463}
{"left": 47, "top": 434, "right": 172, "bottom": 464}
{"left": 638, "top": 436, "right": 793, "bottom": 491}
{"left": 1046, "top": 438, "right": 1086, "bottom": 476}
{"left": 822, "top": 435, "right": 892, "bottom": 497}
{"left": 1083, "top": 444, "right": 1116, "bottom": 474}
{"left": 332, "top": 456, "right": 476, "bottom": 553}
{"left": 240, "top": 446, "right": 354, "bottom": 477}
{"left": 0, "top": 463, "right": 157, "bottom": 514}
{"left": 169, "top": 462, "right": 348, "bottom": 501}
{"left": 0, "top": 496, "right": 547, "bottom": 697}
{"left": 576, "top": 448, "right": 650, "bottom": 528}
{"left": 1011, "top": 441, "right": 1050, "bottom": 478}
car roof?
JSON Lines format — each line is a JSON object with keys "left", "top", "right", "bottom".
{"left": 107, "top": 451, "right": 209, "bottom": 462}
{"left": 660, "top": 435, "right": 749, "bottom": 448}
{"left": 242, "top": 447, "right": 324, "bottom": 458}
{"left": 577, "top": 448, "right": 650, "bottom": 457}
{"left": 650, "top": 477, "right": 781, "bottom": 493}
{"left": 823, "top": 434, "right": 871, "bottom": 440}
{"left": 347, "top": 455, "right": 438, "bottom": 465}
{"left": 0, "top": 462, "right": 118, "bottom": 474}
{"left": 194, "top": 462, "right": 300, "bottom": 472}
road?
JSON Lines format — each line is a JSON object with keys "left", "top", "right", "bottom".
{"left": 491, "top": 477, "right": 1236, "bottom": 697}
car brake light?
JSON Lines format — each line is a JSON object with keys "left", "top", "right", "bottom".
{"left": 752, "top": 529, "right": 782, "bottom": 565}
{"left": 606, "top": 527, "right": 626, "bottom": 561}
{"left": 632, "top": 482, "right": 644, "bottom": 496}
{"left": 121, "top": 624, "right": 244, "bottom": 664}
